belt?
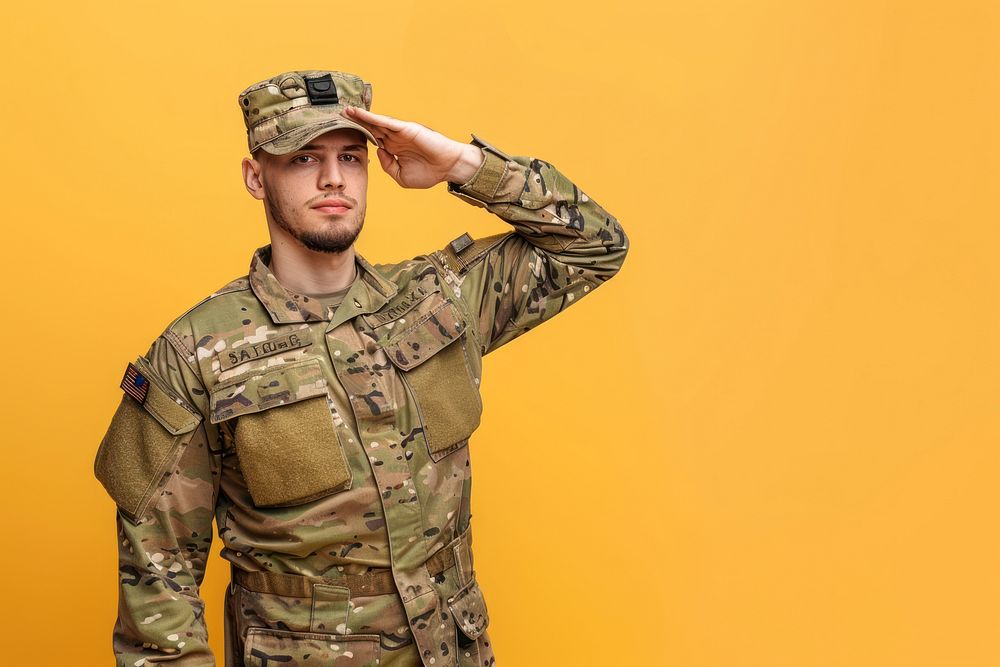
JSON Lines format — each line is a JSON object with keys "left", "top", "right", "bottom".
{"left": 231, "top": 524, "right": 473, "bottom": 598}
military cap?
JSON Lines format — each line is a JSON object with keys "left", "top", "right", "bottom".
{"left": 238, "top": 70, "right": 378, "bottom": 155}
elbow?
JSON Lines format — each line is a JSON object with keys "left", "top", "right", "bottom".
{"left": 601, "top": 218, "right": 629, "bottom": 280}
{"left": 615, "top": 223, "right": 630, "bottom": 268}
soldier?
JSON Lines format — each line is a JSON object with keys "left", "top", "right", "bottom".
{"left": 94, "top": 70, "right": 629, "bottom": 666}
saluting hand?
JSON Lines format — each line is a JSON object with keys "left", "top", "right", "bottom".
{"left": 343, "top": 106, "right": 484, "bottom": 189}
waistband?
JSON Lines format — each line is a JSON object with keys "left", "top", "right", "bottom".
{"left": 231, "top": 524, "right": 474, "bottom": 598}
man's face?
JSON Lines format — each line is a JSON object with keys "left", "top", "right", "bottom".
{"left": 242, "top": 128, "right": 369, "bottom": 254}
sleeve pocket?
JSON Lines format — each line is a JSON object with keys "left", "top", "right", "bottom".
{"left": 94, "top": 357, "right": 203, "bottom": 524}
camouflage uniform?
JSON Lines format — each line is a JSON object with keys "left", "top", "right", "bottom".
{"left": 95, "top": 72, "right": 629, "bottom": 667}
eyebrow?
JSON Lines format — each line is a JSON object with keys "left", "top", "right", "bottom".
{"left": 298, "top": 143, "right": 368, "bottom": 152}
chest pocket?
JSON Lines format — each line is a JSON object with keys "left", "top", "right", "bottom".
{"left": 208, "top": 357, "right": 353, "bottom": 507}
{"left": 382, "top": 296, "right": 483, "bottom": 462}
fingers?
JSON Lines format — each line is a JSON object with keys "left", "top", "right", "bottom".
{"left": 344, "top": 106, "right": 406, "bottom": 132}
{"left": 342, "top": 107, "right": 390, "bottom": 147}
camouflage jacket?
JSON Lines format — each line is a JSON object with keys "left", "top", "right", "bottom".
{"left": 94, "top": 135, "right": 629, "bottom": 666}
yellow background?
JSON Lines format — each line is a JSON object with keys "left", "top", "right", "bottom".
{"left": 0, "top": 0, "right": 997, "bottom": 664}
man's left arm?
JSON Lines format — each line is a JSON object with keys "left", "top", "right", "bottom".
{"left": 436, "top": 135, "right": 629, "bottom": 355}
{"left": 340, "top": 106, "right": 629, "bottom": 355}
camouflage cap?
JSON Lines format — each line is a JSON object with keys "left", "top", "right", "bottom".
{"left": 238, "top": 70, "right": 377, "bottom": 156}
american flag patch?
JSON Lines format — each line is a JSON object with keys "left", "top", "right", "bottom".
{"left": 121, "top": 362, "right": 150, "bottom": 404}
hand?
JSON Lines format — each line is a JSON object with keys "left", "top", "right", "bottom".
{"left": 342, "top": 106, "right": 483, "bottom": 189}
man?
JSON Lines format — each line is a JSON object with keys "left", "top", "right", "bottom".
{"left": 94, "top": 69, "right": 628, "bottom": 667}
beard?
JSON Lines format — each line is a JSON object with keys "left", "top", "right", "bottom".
{"left": 266, "top": 195, "right": 365, "bottom": 254}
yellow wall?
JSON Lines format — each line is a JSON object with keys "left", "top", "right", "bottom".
{"left": 1, "top": 1, "right": 997, "bottom": 664}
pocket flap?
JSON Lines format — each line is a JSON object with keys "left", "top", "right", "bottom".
{"left": 209, "top": 357, "right": 328, "bottom": 423}
{"left": 446, "top": 576, "right": 490, "bottom": 641}
{"left": 243, "top": 627, "right": 381, "bottom": 666}
{"left": 361, "top": 283, "right": 440, "bottom": 329}
{"left": 131, "top": 356, "right": 202, "bottom": 435}
{"left": 383, "top": 298, "right": 468, "bottom": 371}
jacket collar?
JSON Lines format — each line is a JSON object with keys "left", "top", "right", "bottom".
{"left": 249, "top": 244, "right": 398, "bottom": 326}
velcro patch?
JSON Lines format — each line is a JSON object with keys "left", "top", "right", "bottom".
{"left": 305, "top": 73, "right": 339, "bottom": 105}
{"left": 120, "top": 362, "right": 149, "bottom": 404}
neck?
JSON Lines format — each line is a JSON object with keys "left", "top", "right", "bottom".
{"left": 267, "top": 235, "right": 359, "bottom": 295}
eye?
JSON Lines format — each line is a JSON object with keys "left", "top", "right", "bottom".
{"left": 292, "top": 155, "right": 315, "bottom": 164}
{"left": 340, "top": 154, "right": 360, "bottom": 162}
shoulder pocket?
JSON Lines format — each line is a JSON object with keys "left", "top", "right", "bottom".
{"left": 383, "top": 297, "right": 483, "bottom": 462}
{"left": 94, "top": 357, "right": 203, "bottom": 524}
{"left": 208, "top": 357, "right": 353, "bottom": 508}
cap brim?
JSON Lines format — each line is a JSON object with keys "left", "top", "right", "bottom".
{"left": 257, "top": 116, "right": 379, "bottom": 155}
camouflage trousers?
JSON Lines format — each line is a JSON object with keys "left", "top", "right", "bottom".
{"left": 222, "top": 560, "right": 496, "bottom": 666}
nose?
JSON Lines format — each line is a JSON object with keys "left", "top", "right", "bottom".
{"left": 318, "top": 157, "right": 345, "bottom": 190}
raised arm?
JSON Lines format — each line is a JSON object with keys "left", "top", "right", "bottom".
{"left": 437, "top": 134, "right": 629, "bottom": 354}
{"left": 340, "top": 104, "right": 629, "bottom": 355}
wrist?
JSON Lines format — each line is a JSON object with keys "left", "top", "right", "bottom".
{"left": 446, "top": 144, "right": 486, "bottom": 186}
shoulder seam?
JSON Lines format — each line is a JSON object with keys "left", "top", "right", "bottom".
{"left": 159, "top": 330, "right": 209, "bottom": 398}
{"left": 165, "top": 278, "right": 251, "bottom": 332}
{"left": 158, "top": 277, "right": 250, "bottom": 404}
{"left": 161, "top": 328, "right": 193, "bottom": 359}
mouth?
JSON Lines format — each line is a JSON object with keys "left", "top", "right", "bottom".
{"left": 311, "top": 199, "right": 353, "bottom": 215}
{"left": 313, "top": 204, "right": 351, "bottom": 215}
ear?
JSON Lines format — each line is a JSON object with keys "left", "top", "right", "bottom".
{"left": 242, "top": 156, "right": 266, "bottom": 201}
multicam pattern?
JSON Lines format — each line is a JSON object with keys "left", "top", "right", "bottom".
{"left": 95, "top": 136, "right": 629, "bottom": 666}
{"left": 238, "top": 70, "right": 377, "bottom": 155}
{"left": 243, "top": 627, "right": 381, "bottom": 666}
{"left": 210, "top": 357, "right": 329, "bottom": 421}
{"left": 447, "top": 579, "right": 490, "bottom": 644}
{"left": 381, "top": 298, "right": 467, "bottom": 369}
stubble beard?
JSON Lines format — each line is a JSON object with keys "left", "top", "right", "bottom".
{"left": 266, "top": 195, "right": 365, "bottom": 254}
